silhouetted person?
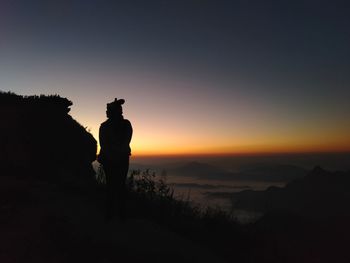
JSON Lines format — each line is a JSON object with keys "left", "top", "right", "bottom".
{"left": 98, "top": 98, "right": 132, "bottom": 221}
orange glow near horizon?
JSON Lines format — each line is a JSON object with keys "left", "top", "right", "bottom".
{"left": 72, "top": 84, "right": 350, "bottom": 158}
{"left": 84, "top": 104, "right": 350, "bottom": 157}
{"left": 129, "top": 143, "right": 350, "bottom": 157}
{"left": 91, "top": 126, "right": 350, "bottom": 157}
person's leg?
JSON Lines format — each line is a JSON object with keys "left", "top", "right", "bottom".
{"left": 103, "top": 162, "right": 117, "bottom": 220}
{"left": 115, "top": 157, "right": 129, "bottom": 219}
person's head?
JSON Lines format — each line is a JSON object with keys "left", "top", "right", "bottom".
{"left": 106, "top": 98, "right": 125, "bottom": 119}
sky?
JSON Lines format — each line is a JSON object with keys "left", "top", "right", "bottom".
{"left": 1, "top": 0, "right": 350, "bottom": 155}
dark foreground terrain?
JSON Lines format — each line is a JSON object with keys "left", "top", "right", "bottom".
{"left": 0, "top": 175, "right": 226, "bottom": 263}
{"left": 1, "top": 170, "right": 350, "bottom": 263}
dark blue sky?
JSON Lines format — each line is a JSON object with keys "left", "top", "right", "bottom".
{"left": 3, "top": 1, "right": 350, "bottom": 94}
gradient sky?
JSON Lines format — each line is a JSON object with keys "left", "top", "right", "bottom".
{"left": 1, "top": 0, "right": 350, "bottom": 155}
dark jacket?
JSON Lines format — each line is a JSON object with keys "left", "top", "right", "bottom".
{"left": 98, "top": 118, "right": 132, "bottom": 164}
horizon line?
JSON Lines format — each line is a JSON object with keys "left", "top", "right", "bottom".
{"left": 131, "top": 150, "right": 350, "bottom": 158}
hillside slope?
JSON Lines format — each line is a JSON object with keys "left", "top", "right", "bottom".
{"left": 0, "top": 175, "right": 225, "bottom": 263}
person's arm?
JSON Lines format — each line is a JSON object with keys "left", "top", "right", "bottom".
{"left": 99, "top": 124, "right": 107, "bottom": 150}
{"left": 99, "top": 123, "right": 113, "bottom": 155}
{"left": 125, "top": 120, "right": 133, "bottom": 144}
{"left": 121, "top": 120, "right": 132, "bottom": 155}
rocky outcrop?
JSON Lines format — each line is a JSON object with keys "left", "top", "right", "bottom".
{"left": 0, "top": 92, "right": 97, "bottom": 183}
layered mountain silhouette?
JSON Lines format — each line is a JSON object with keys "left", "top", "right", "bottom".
{"left": 230, "top": 166, "right": 350, "bottom": 218}
{"left": 169, "top": 161, "right": 307, "bottom": 182}
{"left": 169, "top": 161, "right": 229, "bottom": 179}
{"left": 0, "top": 91, "right": 97, "bottom": 183}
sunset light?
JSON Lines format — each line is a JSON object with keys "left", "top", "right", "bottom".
{"left": 2, "top": 0, "right": 350, "bottom": 157}
{"left": 2, "top": 2, "right": 350, "bottom": 262}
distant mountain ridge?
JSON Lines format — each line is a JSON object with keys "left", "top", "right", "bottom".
{"left": 169, "top": 161, "right": 229, "bottom": 178}
{"left": 169, "top": 161, "right": 307, "bottom": 182}
{"left": 237, "top": 164, "right": 307, "bottom": 181}
{"left": 230, "top": 166, "right": 350, "bottom": 218}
